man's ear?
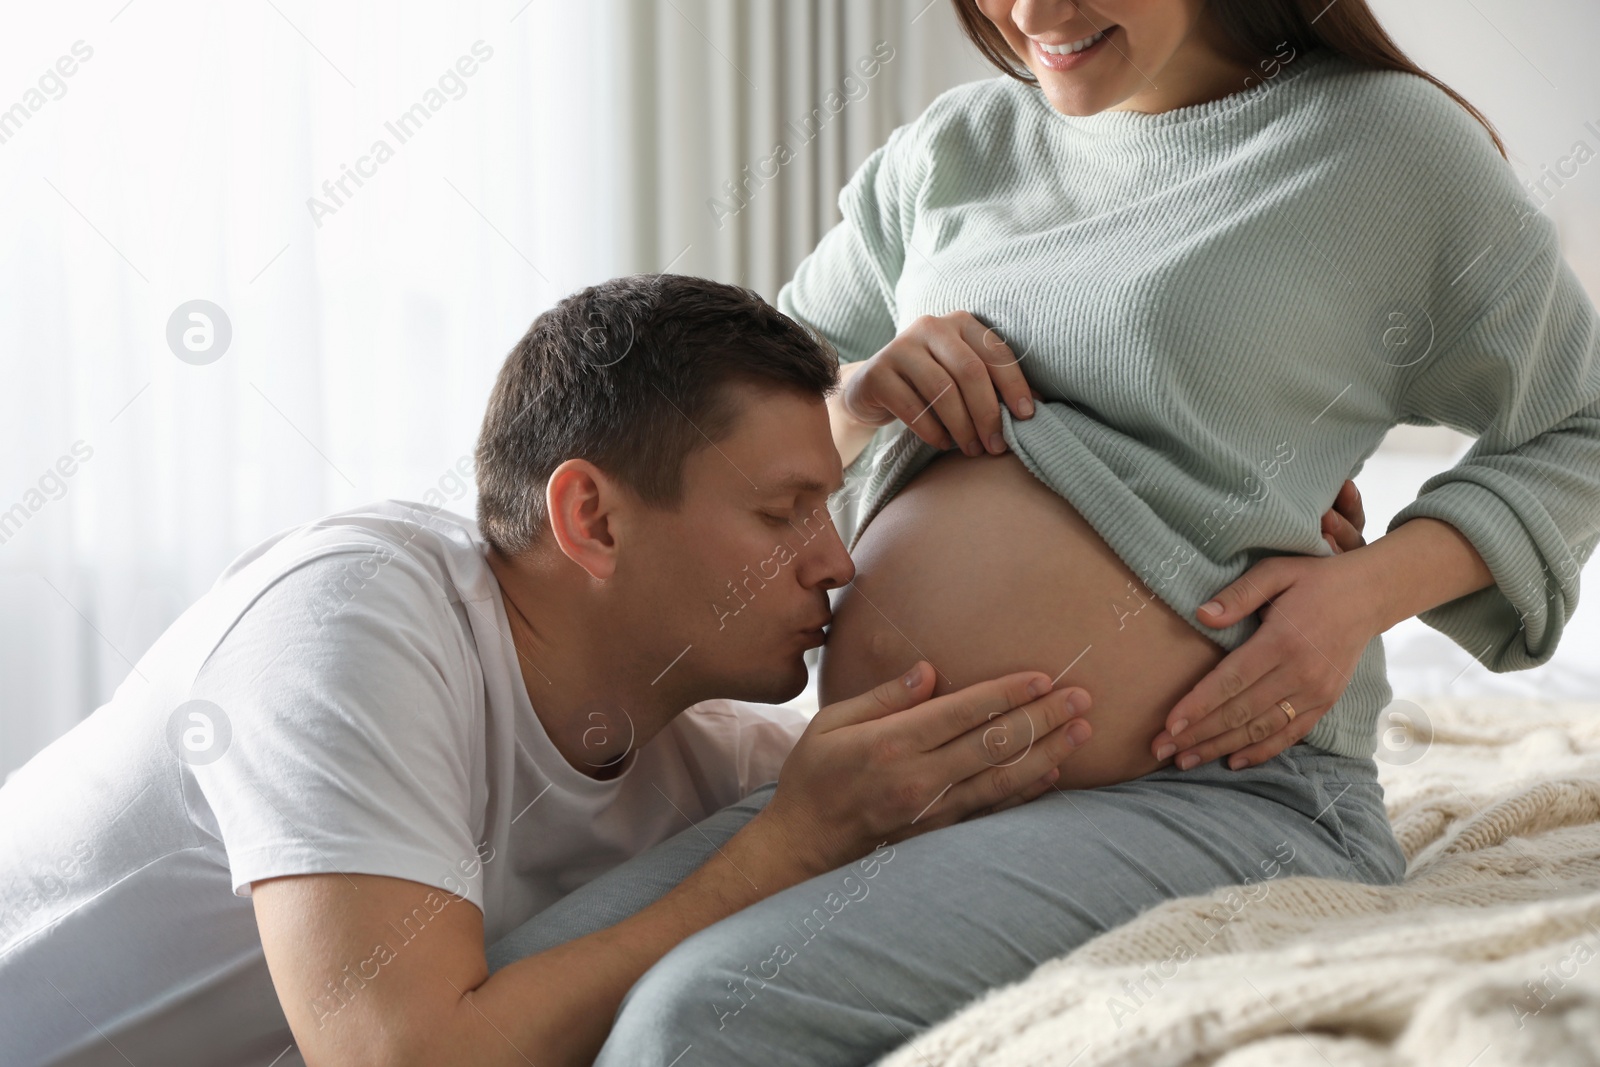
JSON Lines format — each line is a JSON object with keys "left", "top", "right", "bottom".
{"left": 545, "top": 459, "right": 623, "bottom": 581}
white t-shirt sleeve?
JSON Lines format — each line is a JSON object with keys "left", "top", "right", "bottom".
{"left": 188, "top": 548, "right": 489, "bottom": 909}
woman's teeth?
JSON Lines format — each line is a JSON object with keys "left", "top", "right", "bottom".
{"left": 1036, "top": 30, "right": 1106, "bottom": 55}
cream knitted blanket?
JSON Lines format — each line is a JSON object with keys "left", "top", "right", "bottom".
{"left": 878, "top": 697, "right": 1600, "bottom": 1067}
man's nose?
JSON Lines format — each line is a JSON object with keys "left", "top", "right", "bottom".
{"left": 809, "top": 521, "right": 856, "bottom": 591}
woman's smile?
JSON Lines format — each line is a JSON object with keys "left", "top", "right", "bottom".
{"left": 977, "top": 0, "right": 1264, "bottom": 115}
{"left": 1030, "top": 25, "right": 1116, "bottom": 71}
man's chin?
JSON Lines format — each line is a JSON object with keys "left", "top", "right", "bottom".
{"left": 718, "top": 657, "right": 810, "bottom": 706}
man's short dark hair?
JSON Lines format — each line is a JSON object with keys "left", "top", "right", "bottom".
{"left": 475, "top": 273, "right": 839, "bottom": 555}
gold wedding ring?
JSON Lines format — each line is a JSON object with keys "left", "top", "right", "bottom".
{"left": 1278, "top": 699, "right": 1297, "bottom": 721}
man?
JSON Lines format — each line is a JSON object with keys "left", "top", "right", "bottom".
{"left": 0, "top": 274, "right": 1094, "bottom": 1066}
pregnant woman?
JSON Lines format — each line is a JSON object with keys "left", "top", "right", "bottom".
{"left": 491, "top": 1, "right": 1600, "bottom": 1062}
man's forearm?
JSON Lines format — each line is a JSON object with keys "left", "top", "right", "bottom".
{"left": 460, "top": 808, "right": 824, "bottom": 1066}
{"left": 1360, "top": 516, "right": 1496, "bottom": 630}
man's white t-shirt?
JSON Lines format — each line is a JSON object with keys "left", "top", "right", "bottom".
{"left": 0, "top": 501, "right": 808, "bottom": 1067}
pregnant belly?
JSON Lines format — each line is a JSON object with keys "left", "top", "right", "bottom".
{"left": 820, "top": 450, "right": 1224, "bottom": 789}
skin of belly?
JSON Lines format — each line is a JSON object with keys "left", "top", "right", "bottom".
{"left": 820, "top": 450, "right": 1226, "bottom": 789}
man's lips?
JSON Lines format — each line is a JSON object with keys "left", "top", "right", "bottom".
{"left": 801, "top": 610, "right": 832, "bottom": 634}
{"left": 800, "top": 620, "right": 830, "bottom": 646}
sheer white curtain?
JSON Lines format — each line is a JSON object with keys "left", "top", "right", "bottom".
{"left": 0, "top": 0, "right": 990, "bottom": 778}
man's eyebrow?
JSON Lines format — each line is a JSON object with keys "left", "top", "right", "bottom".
{"left": 755, "top": 473, "right": 839, "bottom": 495}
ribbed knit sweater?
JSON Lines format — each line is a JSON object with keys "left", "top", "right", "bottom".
{"left": 777, "top": 49, "right": 1600, "bottom": 759}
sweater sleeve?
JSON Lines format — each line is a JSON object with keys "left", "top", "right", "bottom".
{"left": 775, "top": 122, "right": 920, "bottom": 365}
{"left": 1389, "top": 235, "right": 1600, "bottom": 671}
{"left": 776, "top": 218, "right": 898, "bottom": 366}
{"left": 777, "top": 124, "right": 924, "bottom": 536}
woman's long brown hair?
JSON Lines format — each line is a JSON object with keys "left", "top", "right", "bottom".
{"left": 949, "top": 0, "right": 1505, "bottom": 156}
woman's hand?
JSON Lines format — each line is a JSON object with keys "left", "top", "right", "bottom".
{"left": 1150, "top": 551, "right": 1389, "bottom": 771}
{"left": 1321, "top": 478, "right": 1365, "bottom": 554}
{"left": 1150, "top": 477, "right": 1365, "bottom": 770}
{"left": 1154, "top": 515, "right": 1493, "bottom": 771}
{"left": 1153, "top": 475, "right": 1366, "bottom": 769}
{"left": 841, "top": 311, "right": 1036, "bottom": 458}
{"left": 761, "top": 661, "right": 1093, "bottom": 876}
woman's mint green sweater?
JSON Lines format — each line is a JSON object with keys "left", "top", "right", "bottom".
{"left": 778, "top": 49, "right": 1600, "bottom": 760}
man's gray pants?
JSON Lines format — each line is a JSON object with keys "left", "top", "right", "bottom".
{"left": 487, "top": 743, "right": 1408, "bottom": 1066}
